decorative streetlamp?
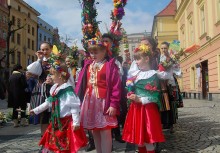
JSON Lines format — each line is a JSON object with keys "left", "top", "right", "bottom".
{"left": 5, "top": 0, "right": 12, "bottom": 84}
{"left": 4, "top": 0, "right": 26, "bottom": 85}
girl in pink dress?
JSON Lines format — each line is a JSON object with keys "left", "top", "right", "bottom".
{"left": 75, "top": 39, "right": 121, "bottom": 153}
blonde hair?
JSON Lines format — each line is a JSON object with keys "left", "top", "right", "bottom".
{"left": 50, "top": 63, "right": 70, "bottom": 82}
{"left": 133, "top": 51, "right": 150, "bottom": 60}
{"left": 133, "top": 44, "right": 152, "bottom": 60}
{"left": 88, "top": 44, "right": 106, "bottom": 52}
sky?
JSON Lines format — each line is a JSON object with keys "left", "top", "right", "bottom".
{"left": 23, "top": 0, "right": 171, "bottom": 48}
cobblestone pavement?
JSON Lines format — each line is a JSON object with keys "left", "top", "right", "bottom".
{"left": 0, "top": 99, "right": 220, "bottom": 153}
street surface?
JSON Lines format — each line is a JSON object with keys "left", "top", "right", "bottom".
{"left": 0, "top": 99, "right": 220, "bottom": 153}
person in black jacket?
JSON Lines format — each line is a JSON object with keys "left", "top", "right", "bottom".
{"left": 0, "top": 76, "right": 6, "bottom": 100}
{"left": 8, "top": 64, "right": 28, "bottom": 127}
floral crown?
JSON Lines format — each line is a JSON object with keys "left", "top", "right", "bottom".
{"left": 87, "top": 37, "right": 104, "bottom": 47}
{"left": 48, "top": 45, "right": 70, "bottom": 79}
{"left": 134, "top": 44, "right": 151, "bottom": 56}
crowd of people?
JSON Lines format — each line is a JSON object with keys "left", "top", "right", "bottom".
{"left": 1, "top": 34, "right": 183, "bottom": 153}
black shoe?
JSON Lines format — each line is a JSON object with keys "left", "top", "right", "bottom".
{"left": 115, "top": 136, "right": 125, "bottom": 143}
{"left": 85, "top": 143, "right": 95, "bottom": 152}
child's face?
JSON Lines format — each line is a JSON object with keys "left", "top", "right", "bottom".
{"left": 161, "top": 44, "right": 169, "bottom": 56}
{"left": 40, "top": 43, "right": 51, "bottom": 58}
{"left": 89, "top": 48, "right": 106, "bottom": 62}
{"left": 50, "top": 71, "right": 61, "bottom": 84}
{"left": 65, "top": 58, "right": 71, "bottom": 68}
{"left": 102, "top": 37, "right": 113, "bottom": 50}
{"left": 135, "top": 56, "right": 149, "bottom": 70}
{"left": 45, "top": 75, "right": 53, "bottom": 84}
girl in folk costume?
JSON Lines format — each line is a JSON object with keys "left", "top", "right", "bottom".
{"left": 65, "top": 56, "right": 77, "bottom": 80}
{"left": 30, "top": 53, "right": 87, "bottom": 153}
{"left": 159, "top": 41, "right": 183, "bottom": 133}
{"left": 75, "top": 38, "right": 121, "bottom": 153}
{"left": 30, "top": 42, "right": 53, "bottom": 140}
{"left": 122, "top": 44, "right": 171, "bottom": 153}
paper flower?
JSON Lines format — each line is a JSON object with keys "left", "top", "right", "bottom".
{"left": 145, "top": 82, "right": 159, "bottom": 92}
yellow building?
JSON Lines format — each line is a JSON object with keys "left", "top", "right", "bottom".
{"left": 151, "top": 0, "right": 178, "bottom": 47}
{"left": 8, "top": 0, "right": 40, "bottom": 70}
{"left": 175, "top": 0, "right": 220, "bottom": 101}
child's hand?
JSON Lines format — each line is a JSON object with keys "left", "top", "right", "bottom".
{"left": 106, "top": 107, "right": 116, "bottom": 117}
{"left": 73, "top": 125, "right": 80, "bottom": 131}
{"left": 127, "top": 94, "right": 141, "bottom": 103}
{"left": 29, "top": 110, "right": 35, "bottom": 116}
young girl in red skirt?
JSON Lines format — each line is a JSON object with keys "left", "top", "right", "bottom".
{"left": 122, "top": 44, "right": 171, "bottom": 153}
{"left": 30, "top": 62, "right": 87, "bottom": 153}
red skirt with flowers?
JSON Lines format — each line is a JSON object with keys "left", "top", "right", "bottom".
{"left": 39, "top": 116, "right": 87, "bottom": 153}
{"left": 122, "top": 102, "right": 165, "bottom": 145}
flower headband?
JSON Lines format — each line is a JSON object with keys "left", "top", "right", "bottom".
{"left": 87, "top": 37, "right": 104, "bottom": 47}
{"left": 134, "top": 44, "right": 151, "bottom": 56}
{"left": 48, "top": 45, "right": 70, "bottom": 79}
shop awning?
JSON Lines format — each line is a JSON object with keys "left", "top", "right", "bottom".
{"left": 184, "top": 44, "right": 200, "bottom": 53}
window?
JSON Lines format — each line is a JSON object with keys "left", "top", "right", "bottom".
{"left": 28, "top": 12, "right": 31, "bottom": 18}
{"left": 28, "top": 38, "right": 30, "bottom": 49}
{"left": 180, "top": 25, "right": 185, "bottom": 48}
{"left": 32, "top": 27, "right": 34, "bottom": 36}
{"left": 32, "top": 56, "right": 35, "bottom": 63}
{"left": 11, "top": 53, "right": 15, "bottom": 64}
{"left": 200, "top": 5, "right": 206, "bottom": 34}
{"left": 32, "top": 40, "right": 34, "bottom": 50}
{"left": 48, "top": 38, "right": 51, "bottom": 43}
{"left": 17, "top": 18, "right": 21, "bottom": 27}
{"left": 11, "top": 32, "right": 15, "bottom": 42}
{"left": 190, "top": 66, "right": 196, "bottom": 90}
{"left": 44, "top": 36, "right": 46, "bottom": 41}
{"left": 17, "top": 51, "right": 21, "bottom": 64}
{"left": 28, "top": 25, "right": 30, "bottom": 33}
{"left": 12, "top": 16, "right": 15, "bottom": 25}
{"left": 17, "top": 33, "right": 21, "bottom": 45}
{"left": 27, "top": 55, "right": 31, "bottom": 65}
{"left": 188, "top": 16, "right": 194, "bottom": 45}
{"left": 39, "top": 33, "right": 42, "bottom": 41}
{"left": 18, "top": 5, "right": 21, "bottom": 12}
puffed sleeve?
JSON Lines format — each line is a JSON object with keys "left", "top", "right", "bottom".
{"left": 65, "top": 91, "right": 81, "bottom": 126}
{"left": 33, "top": 100, "right": 49, "bottom": 115}
{"left": 157, "top": 71, "right": 172, "bottom": 80}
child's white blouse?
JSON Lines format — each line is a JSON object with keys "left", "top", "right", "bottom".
{"left": 33, "top": 82, "right": 81, "bottom": 126}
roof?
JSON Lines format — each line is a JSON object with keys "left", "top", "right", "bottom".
{"left": 156, "top": 0, "right": 177, "bottom": 17}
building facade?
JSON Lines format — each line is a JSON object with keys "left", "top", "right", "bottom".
{"left": 9, "top": 0, "right": 40, "bottom": 69}
{"left": 151, "top": 0, "right": 178, "bottom": 47}
{"left": 175, "top": 0, "right": 220, "bottom": 101}
{"left": 0, "top": 0, "right": 8, "bottom": 71}
{"left": 37, "top": 17, "right": 53, "bottom": 50}
{"left": 119, "top": 32, "right": 151, "bottom": 61}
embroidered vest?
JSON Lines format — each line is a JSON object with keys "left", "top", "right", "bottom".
{"left": 87, "top": 63, "right": 107, "bottom": 98}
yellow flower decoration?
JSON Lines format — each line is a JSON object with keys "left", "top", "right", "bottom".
{"left": 52, "top": 45, "right": 59, "bottom": 55}
{"left": 138, "top": 44, "right": 151, "bottom": 55}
